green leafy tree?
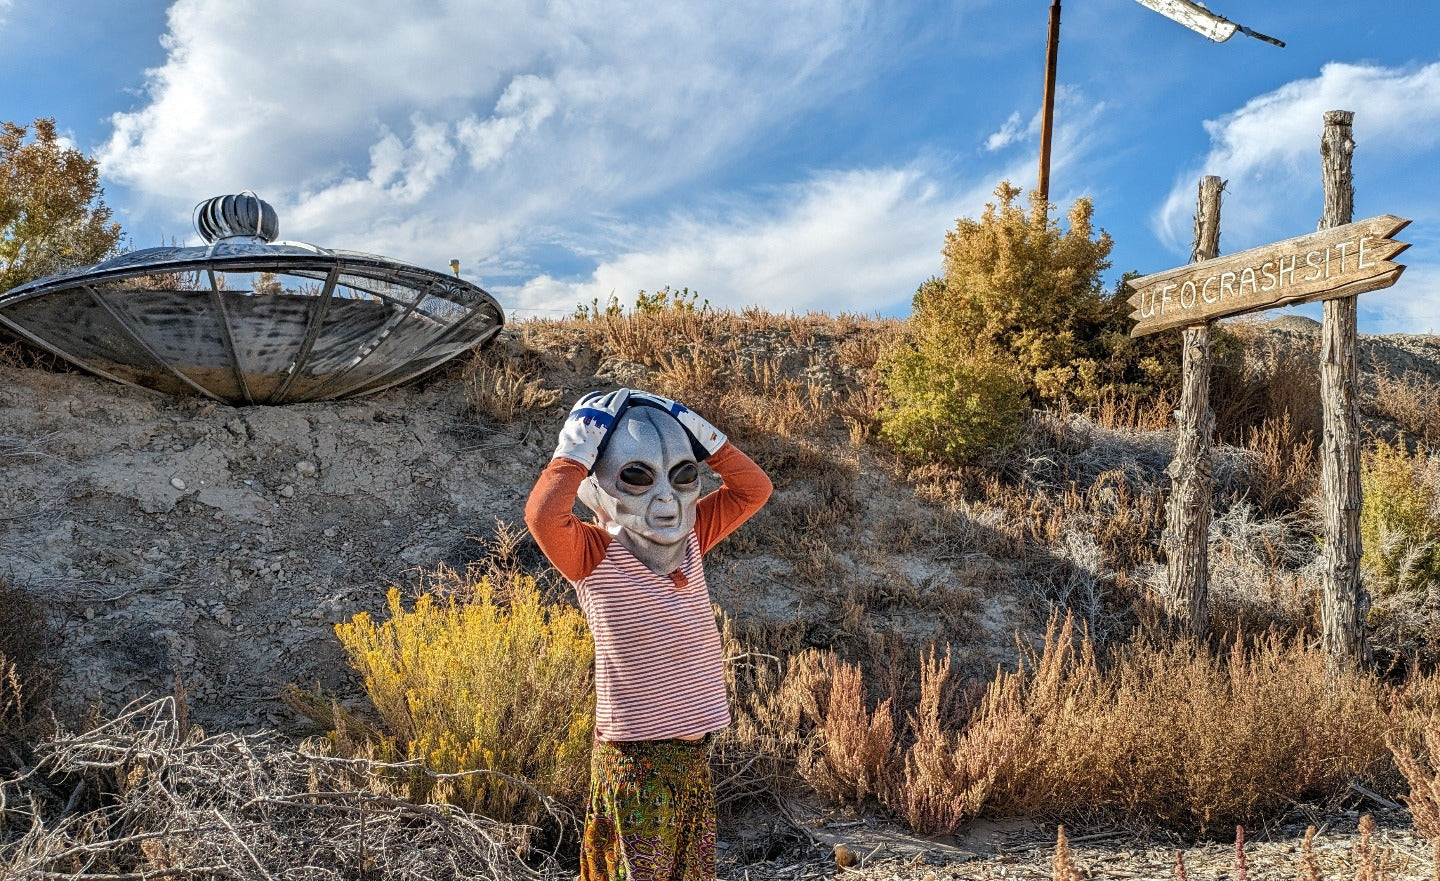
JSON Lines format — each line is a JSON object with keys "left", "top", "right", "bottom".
{"left": 0, "top": 118, "right": 124, "bottom": 292}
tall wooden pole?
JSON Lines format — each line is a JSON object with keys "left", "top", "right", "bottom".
{"left": 1162, "top": 175, "right": 1222, "bottom": 636}
{"left": 1037, "top": 0, "right": 1061, "bottom": 204}
{"left": 1318, "top": 109, "right": 1369, "bottom": 667}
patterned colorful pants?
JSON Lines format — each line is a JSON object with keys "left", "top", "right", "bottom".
{"left": 580, "top": 737, "right": 717, "bottom": 881}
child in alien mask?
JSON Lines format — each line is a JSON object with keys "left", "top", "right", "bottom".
{"left": 524, "top": 388, "right": 772, "bottom": 881}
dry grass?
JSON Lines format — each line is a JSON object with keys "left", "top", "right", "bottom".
{"left": 1088, "top": 388, "right": 1174, "bottom": 432}
{"left": 537, "top": 308, "right": 893, "bottom": 454}
{"left": 1373, "top": 369, "right": 1440, "bottom": 448}
{"left": 1212, "top": 324, "right": 1322, "bottom": 446}
{"left": 881, "top": 613, "right": 1401, "bottom": 834}
{"left": 1203, "top": 501, "right": 1318, "bottom": 636}
{"left": 0, "top": 579, "right": 57, "bottom": 777}
{"left": 0, "top": 697, "right": 556, "bottom": 880}
{"left": 462, "top": 350, "right": 562, "bottom": 424}
{"left": 1051, "top": 822, "right": 1408, "bottom": 881}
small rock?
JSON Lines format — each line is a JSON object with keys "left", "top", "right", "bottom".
{"left": 295, "top": 460, "right": 318, "bottom": 478}
{"left": 323, "top": 527, "right": 338, "bottom": 538}
{"left": 279, "top": 484, "right": 295, "bottom": 498}
{"left": 170, "top": 477, "right": 187, "bottom": 491}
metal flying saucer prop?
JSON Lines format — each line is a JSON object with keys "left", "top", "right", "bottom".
{"left": 0, "top": 193, "right": 504, "bottom": 404}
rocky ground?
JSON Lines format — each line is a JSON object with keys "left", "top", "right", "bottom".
{"left": 720, "top": 805, "right": 1436, "bottom": 880}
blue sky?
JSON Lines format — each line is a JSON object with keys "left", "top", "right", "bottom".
{"left": 4, "top": 0, "right": 1438, "bottom": 332}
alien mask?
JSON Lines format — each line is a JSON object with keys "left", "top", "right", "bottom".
{"left": 578, "top": 405, "right": 702, "bottom": 571}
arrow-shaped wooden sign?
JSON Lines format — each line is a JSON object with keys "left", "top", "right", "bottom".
{"left": 1127, "top": 214, "right": 1410, "bottom": 337}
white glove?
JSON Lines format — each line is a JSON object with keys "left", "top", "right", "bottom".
{"left": 628, "top": 391, "right": 727, "bottom": 461}
{"left": 553, "top": 389, "right": 631, "bottom": 472}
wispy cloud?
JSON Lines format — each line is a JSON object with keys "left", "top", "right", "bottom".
{"left": 985, "top": 111, "right": 1026, "bottom": 152}
{"left": 1152, "top": 61, "right": 1440, "bottom": 334}
{"left": 1363, "top": 265, "right": 1440, "bottom": 336}
{"left": 502, "top": 166, "right": 1000, "bottom": 317}
{"left": 97, "top": 0, "right": 1114, "bottom": 319}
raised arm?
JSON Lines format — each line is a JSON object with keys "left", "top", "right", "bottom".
{"left": 524, "top": 457, "right": 609, "bottom": 582}
{"left": 695, "top": 442, "right": 772, "bottom": 553}
{"left": 524, "top": 389, "right": 630, "bottom": 582}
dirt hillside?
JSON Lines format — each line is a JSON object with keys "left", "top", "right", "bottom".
{"left": 2, "top": 316, "right": 1438, "bottom": 736}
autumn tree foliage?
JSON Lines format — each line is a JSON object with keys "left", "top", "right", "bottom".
{"left": 881, "top": 183, "right": 1176, "bottom": 465}
{"left": 0, "top": 118, "right": 124, "bottom": 293}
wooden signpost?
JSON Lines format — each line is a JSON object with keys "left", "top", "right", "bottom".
{"left": 1127, "top": 214, "right": 1410, "bottom": 338}
{"left": 1129, "top": 111, "right": 1412, "bottom": 662}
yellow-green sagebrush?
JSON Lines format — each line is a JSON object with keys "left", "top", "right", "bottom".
{"left": 332, "top": 578, "right": 594, "bottom": 824}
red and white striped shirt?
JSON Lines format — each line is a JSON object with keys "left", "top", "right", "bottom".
{"left": 524, "top": 443, "right": 772, "bottom": 741}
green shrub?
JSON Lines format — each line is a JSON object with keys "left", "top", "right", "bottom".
{"left": 878, "top": 344, "right": 1028, "bottom": 465}
{"left": 1361, "top": 440, "right": 1440, "bottom": 597}
{"left": 329, "top": 574, "right": 594, "bottom": 824}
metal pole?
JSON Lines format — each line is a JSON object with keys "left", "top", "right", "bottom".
{"left": 1038, "top": 0, "right": 1061, "bottom": 204}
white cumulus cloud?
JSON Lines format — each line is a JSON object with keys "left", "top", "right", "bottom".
{"left": 1151, "top": 61, "right": 1440, "bottom": 335}
{"left": 100, "top": 0, "right": 875, "bottom": 258}
{"left": 1154, "top": 61, "right": 1440, "bottom": 251}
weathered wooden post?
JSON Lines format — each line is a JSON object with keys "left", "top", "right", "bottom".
{"left": 1162, "top": 175, "right": 1224, "bottom": 636}
{"left": 1127, "top": 128, "right": 1409, "bottom": 645}
{"left": 1318, "top": 110, "right": 1370, "bottom": 666}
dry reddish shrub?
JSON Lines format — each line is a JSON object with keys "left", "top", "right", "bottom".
{"left": 1051, "top": 824, "right": 1081, "bottom": 881}
{"left": 882, "top": 647, "right": 1011, "bottom": 834}
{"left": 794, "top": 651, "right": 897, "bottom": 805}
{"left": 1388, "top": 718, "right": 1440, "bottom": 843}
{"left": 1297, "top": 825, "right": 1322, "bottom": 881}
{"left": 887, "top": 613, "right": 1392, "bottom": 833}
{"left": 1243, "top": 410, "right": 1318, "bottom": 514}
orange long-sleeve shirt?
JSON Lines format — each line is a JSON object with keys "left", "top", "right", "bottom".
{"left": 524, "top": 442, "right": 772, "bottom": 740}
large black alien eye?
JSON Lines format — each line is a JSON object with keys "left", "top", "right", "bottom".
{"left": 670, "top": 461, "right": 700, "bottom": 490}
{"left": 618, "top": 463, "right": 655, "bottom": 492}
